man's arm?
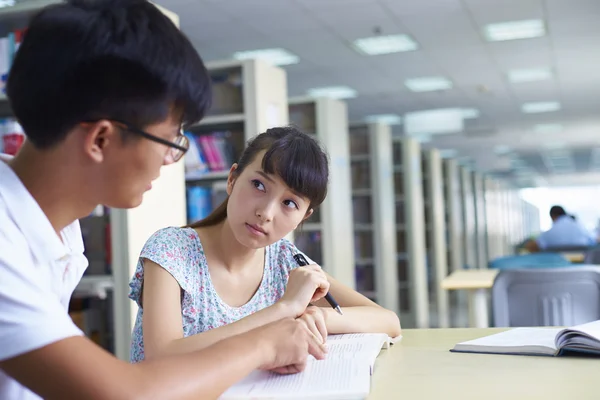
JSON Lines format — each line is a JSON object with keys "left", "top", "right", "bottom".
{"left": 1, "top": 333, "right": 262, "bottom": 400}
{"left": 1, "top": 317, "right": 324, "bottom": 400}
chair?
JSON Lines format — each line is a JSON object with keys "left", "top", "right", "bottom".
{"left": 488, "top": 253, "right": 571, "bottom": 270}
{"left": 492, "top": 266, "right": 600, "bottom": 327}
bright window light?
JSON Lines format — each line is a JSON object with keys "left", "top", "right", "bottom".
{"left": 508, "top": 67, "right": 552, "bottom": 83}
{"left": 232, "top": 48, "right": 299, "bottom": 66}
{"left": 462, "top": 108, "right": 480, "bottom": 119}
{"left": 405, "top": 76, "right": 453, "bottom": 92}
{"left": 352, "top": 34, "right": 418, "bottom": 56}
{"left": 364, "top": 114, "right": 402, "bottom": 125}
{"left": 307, "top": 86, "right": 357, "bottom": 99}
{"left": 534, "top": 123, "right": 563, "bottom": 134}
{"left": 0, "top": 0, "right": 15, "bottom": 8}
{"left": 521, "top": 101, "right": 561, "bottom": 114}
{"left": 484, "top": 19, "right": 545, "bottom": 42}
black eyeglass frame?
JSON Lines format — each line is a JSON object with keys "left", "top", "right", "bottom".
{"left": 83, "top": 119, "right": 189, "bottom": 161}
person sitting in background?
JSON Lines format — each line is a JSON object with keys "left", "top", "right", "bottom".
{"left": 524, "top": 205, "right": 595, "bottom": 252}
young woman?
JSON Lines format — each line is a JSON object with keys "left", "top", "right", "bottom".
{"left": 129, "top": 126, "right": 401, "bottom": 362}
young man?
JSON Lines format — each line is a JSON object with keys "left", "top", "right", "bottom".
{"left": 0, "top": 1, "right": 328, "bottom": 399}
{"left": 524, "top": 205, "right": 595, "bottom": 252}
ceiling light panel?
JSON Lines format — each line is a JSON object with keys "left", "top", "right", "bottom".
{"left": 534, "top": 124, "right": 563, "bottom": 134}
{"left": 232, "top": 48, "right": 299, "bottom": 66}
{"left": 521, "top": 101, "right": 561, "bottom": 114}
{"left": 352, "top": 34, "right": 418, "bottom": 56}
{"left": 364, "top": 114, "right": 403, "bottom": 125}
{"left": 484, "top": 19, "right": 545, "bottom": 42}
{"left": 405, "top": 76, "right": 453, "bottom": 92}
{"left": 508, "top": 67, "right": 553, "bottom": 83}
{"left": 306, "top": 86, "right": 357, "bottom": 99}
{"left": 462, "top": 108, "right": 480, "bottom": 119}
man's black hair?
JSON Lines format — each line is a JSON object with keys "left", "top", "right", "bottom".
{"left": 550, "top": 205, "right": 567, "bottom": 219}
{"left": 7, "top": 0, "right": 211, "bottom": 149}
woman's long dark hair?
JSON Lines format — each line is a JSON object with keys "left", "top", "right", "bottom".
{"left": 187, "top": 126, "right": 329, "bottom": 229}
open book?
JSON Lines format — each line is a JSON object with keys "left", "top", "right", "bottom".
{"left": 451, "top": 320, "right": 600, "bottom": 357}
{"left": 219, "top": 333, "right": 390, "bottom": 400}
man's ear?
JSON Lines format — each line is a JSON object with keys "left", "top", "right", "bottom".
{"left": 227, "top": 164, "right": 239, "bottom": 195}
{"left": 82, "top": 120, "right": 117, "bottom": 163}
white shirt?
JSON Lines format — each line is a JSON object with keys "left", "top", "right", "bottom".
{"left": 536, "top": 215, "right": 595, "bottom": 250}
{"left": 0, "top": 159, "right": 88, "bottom": 400}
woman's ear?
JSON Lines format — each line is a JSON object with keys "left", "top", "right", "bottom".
{"left": 226, "top": 164, "right": 239, "bottom": 195}
{"left": 303, "top": 208, "right": 314, "bottom": 221}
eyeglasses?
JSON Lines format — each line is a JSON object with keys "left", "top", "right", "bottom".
{"left": 83, "top": 119, "right": 190, "bottom": 162}
{"left": 118, "top": 122, "right": 189, "bottom": 162}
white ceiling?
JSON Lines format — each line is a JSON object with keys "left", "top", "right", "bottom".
{"left": 156, "top": 0, "right": 600, "bottom": 187}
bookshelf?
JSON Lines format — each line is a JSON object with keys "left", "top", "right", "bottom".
{"left": 472, "top": 172, "right": 488, "bottom": 269}
{"left": 288, "top": 97, "right": 355, "bottom": 289}
{"left": 459, "top": 166, "right": 477, "bottom": 269}
{"left": 484, "top": 177, "right": 505, "bottom": 262}
{"left": 422, "top": 149, "right": 449, "bottom": 328}
{"left": 442, "top": 158, "right": 468, "bottom": 327}
{"left": 183, "top": 58, "right": 288, "bottom": 223}
{"left": 348, "top": 122, "right": 398, "bottom": 313}
{"left": 393, "top": 137, "right": 428, "bottom": 329}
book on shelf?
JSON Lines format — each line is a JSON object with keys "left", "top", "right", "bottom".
{"left": 184, "top": 131, "right": 237, "bottom": 178}
{"left": 451, "top": 320, "right": 600, "bottom": 357}
{"left": 186, "top": 181, "right": 228, "bottom": 223}
{"left": 219, "top": 333, "right": 391, "bottom": 400}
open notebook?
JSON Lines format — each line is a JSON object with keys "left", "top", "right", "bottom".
{"left": 219, "top": 333, "right": 391, "bottom": 400}
{"left": 451, "top": 320, "right": 600, "bottom": 357}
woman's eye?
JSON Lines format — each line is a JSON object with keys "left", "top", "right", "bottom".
{"left": 252, "top": 179, "right": 265, "bottom": 192}
{"left": 283, "top": 199, "right": 299, "bottom": 209}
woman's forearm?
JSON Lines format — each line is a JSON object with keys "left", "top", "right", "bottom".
{"left": 147, "top": 302, "right": 292, "bottom": 359}
{"left": 322, "top": 306, "right": 401, "bottom": 337}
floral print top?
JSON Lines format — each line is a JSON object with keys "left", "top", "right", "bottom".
{"left": 128, "top": 226, "right": 311, "bottom": 363}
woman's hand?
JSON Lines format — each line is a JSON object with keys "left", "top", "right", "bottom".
{"left": 278, "top": 264, "right": 330, "bottom": 318}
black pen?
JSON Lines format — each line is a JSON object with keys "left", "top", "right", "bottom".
{"left": 293, "top": 253, "right": 343, "bottom": 315}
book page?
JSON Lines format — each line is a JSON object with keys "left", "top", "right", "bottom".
{"left": 556, "top": 320, "right": 600, "bottom": 349}
{"left": 453, "top": 328, "right": 561, "bottom": 355}
{"left": 325, "top": 333, "right": 389, "bottom": 370}
{"left": 220, "top": 358, "right": 370, "bottom": 400}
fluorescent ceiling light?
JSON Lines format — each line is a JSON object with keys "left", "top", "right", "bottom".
{"left": 508, "top": 67, "right": 552, "bottom": 83}
{"left": 364, "top": 114, "right": 402, "bottom": 125}
{"left": 352, "top": 34, "right": 418, "bottom": 56}
{"left": 307, "top": 86, "right": 357, "bottom": 99}
{"left": 405, "top": 76, "right": 453, "bottom": 92}
{"left": 534, "top": 123, "right": 563, "bottom": 134}
{"left": 494, "top": 145, "right": 511, "bottom": 155}
{"left": 484, "top": 19, "right": 545, "bottom": 42}
{"left": 232, "top": 48, "right": 299, "bottom": 66}
{"left": 521, "top": 101, "right": 561, "bottom": 114}
{"left": 462, "top": 108, "right": 480, "bottom": 119}
{"left": 404, "top": 108, "right": 464, "bottom": 135}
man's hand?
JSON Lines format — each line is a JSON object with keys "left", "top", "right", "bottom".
{"left": 297, "top": 306, "right": 328, "bottom": 344}
{"left": 252, "top": 318, "right": 327, "bottom": 375}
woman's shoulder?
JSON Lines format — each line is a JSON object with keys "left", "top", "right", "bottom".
{"left": 141, "top": 226, "right": 201, "bottom": 259}
{"left": 145, "top": 226, "right": 198, "bottom": 245}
